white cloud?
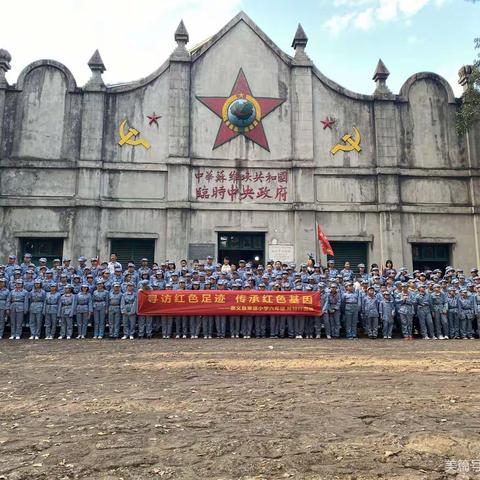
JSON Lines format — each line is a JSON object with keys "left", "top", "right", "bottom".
{"left": 324, "top": 0, "right": 445, "bottom": 35}
{"left": 354, "top": 8, "right": 375, "bottom": 30}
{"left": 323, "top": 13, "right": 356, "bottom": 37}
{"left": 0, "top": 0, "right": 242, "bottom": 86}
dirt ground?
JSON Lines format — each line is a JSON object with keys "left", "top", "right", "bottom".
{"left": 0, "top": 339, "right": 479, "bottom": 480}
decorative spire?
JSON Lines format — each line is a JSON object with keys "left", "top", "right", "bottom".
{"left": 291, "top": 23, "right": 308, "bottom": 49}
{"left": 85, "top": 49, "right": 106, "bottom": 91}
{"left": 0, "top": 48, "right": 12, "bottom": 88}
{"left": 175, "top": 19, "right": 189, "bottom": 45}
{"left": 372, "top": 58, "right": 391, "bottom": 96}
{"left": 171, "top": 19, "right": 190, "bottom": 61}
{"left": 88, "top": 49, "right": 106, "bottom": 73}
{"left": 291, "top": 23, "right": 311, "bottom": 65}
{"left": 458, "top": 64, "right": 473, "bottom": 92}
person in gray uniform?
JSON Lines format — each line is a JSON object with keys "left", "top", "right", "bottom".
{"left": 121, "top": 282, "right": 137, "bottom": 340}
{"left": 379, "top": 291, "right": 395, "bottom": 339}
{"left": 137, "top": 280, "right": 153, "bottom": 339}
{"left": 160, "top": 283, "right": 174, "bottom": 339}
{"left": 44, "top": 284, "right": 61, "bottom": 339}
{"left": 396, "top": 284, "right": 416, "bottom": 340}
{"left": 108, "top": 283, "right": 123, "bottom": 339}
{"left": 446, "top": 288, "right": 460, "bottom": 339}
{"left": 254, "top": 283, "right": 267, "bottom": 338}
{"left": 458, "top": 289, "right": 474, "bottom": 339}
{"left": 28, "top": 279, "right": 46, "bottom": 339}
{"left": 201, "top": 281, "right": 214, "bottom": 339}
{"left": 269, "top": 283, "right": 282, "bottom": 338}
{"left": 5, "top": 255, "right": 18, "bottom": 280}
{"left": 9, "top": 279, "right": 29, "bottom": 340}
{"left": 431, "top": 284, "right": 449, "bottom": 339}
{"left": 325, "top": 283, "right": 342, "bottom": 339}
{"left": 240, "top": 282, "right": 254, "bottom": 339}
{"left": 362, "top": 286, "right": 380, "bottom": 339}
{"left": 230, "top": 279, "right": 243, "bottom": 338}
{"left": 214, "top": 280, "right": 227, "bottom": 338}
{"left": 189, "top": 281, "right": 202, "bottom": 338}
{"left": 57, "top": 285, "right": 76, "bottom": 339}
{"left": 92, "top": 280, "right": 109, "bottom": 339}
{"left": 0, "top": 278, "right": 11, "bottom": 339}
{"left": 278, "top": 283, "right": 292, "bottom": 338}
{"left": 474, "top": 285, "right": 480, "bottom": 339}
{"left": 174, "top": 280, "right": 189, "bottom": 339}
{"left": 75, "top": 284, "right": 92, "bottom": 339}
{"left": 314, "top": 284, "right": 327, "bottom": 339}
{"left": 293, "top": 284, "right": 305, "bottom": 339}
{"left": 342, "top": 282, "right": 360, "bottom": 339}
{"left": 23, "top": 270, "right": 35, "bottom": 293}
{"left": 415, "top": 285, "right": 435, "bottom": 339}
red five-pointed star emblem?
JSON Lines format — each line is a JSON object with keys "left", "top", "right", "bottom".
{"left": 321, "top": 117, "right": 336, "bottom": 130}
{"left": 147, "top": 112, "right": 161, "bottom": 126}
{"left": 196, "top": 68, "right": 285, "bottom": 151}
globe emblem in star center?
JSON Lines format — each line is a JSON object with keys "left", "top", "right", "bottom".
{"left": 227, "top": 98, "right": 256, "bottom": 129}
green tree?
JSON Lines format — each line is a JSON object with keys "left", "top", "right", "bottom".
{"left": 457, "top": 37, "right": 480, "bottom": 136}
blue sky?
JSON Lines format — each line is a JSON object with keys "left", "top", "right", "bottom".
{"left": 1, "top": 0, "right": 478, "bottom": 96}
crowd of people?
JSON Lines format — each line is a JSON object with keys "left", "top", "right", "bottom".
{"left": 0, "top": 253, "right": 479, "bottom": 341}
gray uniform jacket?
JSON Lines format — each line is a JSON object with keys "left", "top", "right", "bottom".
{"left": 10, "top": 289, "right": 29, "bottom": 313}
{"left": 44, "top": 291, "right": 62, "bottom": 314}
{"left": 29, "top": 290, "right": 46, "bottom": 314}
{"left": 58, "top": 294, "right": 77, "bottom": 317}
{"left": 0, "top": 288, "right": 11, "bottom": 310}
{"left": 75, "top": 292, "right": 93, "bottom": 314}
{"left": 121, "top": 291, "right": 137, "bottom": 315}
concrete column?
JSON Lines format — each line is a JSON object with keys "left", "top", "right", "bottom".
{"left": 291, "top": 65, "right": 314, "bottom": 162}
{"left": 374, "top": 91, "right": 404, "bottom": 267}
{"left": 168, "top": 21, "right": 191, "bottom": 158}
{"left": 0, "top": 89, "right": 5, "bottom": 160}
{"left": 294, "top": 210, "right": 316, "bottom": 265}
{"left": 168, "top": 62, "right": 190, "bottom": 158}
{"left": 165, "top": 209, "right": 190, "bottom": 261}
{"left": 80, "top": 92, "right": 105, "bottom": 161}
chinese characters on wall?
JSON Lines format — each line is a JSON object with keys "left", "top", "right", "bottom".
{"left": 192, "top": 168, "right": 290, "bottom": 203}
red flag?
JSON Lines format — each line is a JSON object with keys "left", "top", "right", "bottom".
{"left": 317, "top": 224, "right": 334, "bottom": 256}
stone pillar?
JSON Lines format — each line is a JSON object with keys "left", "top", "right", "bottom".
{"left": 372, "top": 59, "right": 404, "bottom": 267}
{"left": 291, "top": 24, "right": 314, "bottom": 163}
{"left": 0, "top": 48, "right": 11, "bottom": 158}
{"left": 168, "top": 20, "right": 191, "bottom": 159}
{"left": 80, "top": 49, "right": 106, "bottom": 163}
{"left": 290, "top": 25, "right": 316, "bottom": 263}
{"left": 165, "top": 21, "right": 192, "bottom": 260}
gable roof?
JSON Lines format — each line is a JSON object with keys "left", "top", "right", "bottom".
{"left": 190, "top": 11, "right": 293, "bottom": 66}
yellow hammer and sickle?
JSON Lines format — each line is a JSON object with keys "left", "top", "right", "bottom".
{"left": 118, "top": 119, "right": 151, "bottom": 149}
{"left": 330, "top": 126, "right": 362, "bottom": 155}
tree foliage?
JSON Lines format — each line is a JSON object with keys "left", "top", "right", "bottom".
{"left": 457, "top": 37, "right": 480, "bottom": 136}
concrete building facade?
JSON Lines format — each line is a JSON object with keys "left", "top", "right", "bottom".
{"left": 0, "top": 12, "right": 479, "bottom": 270}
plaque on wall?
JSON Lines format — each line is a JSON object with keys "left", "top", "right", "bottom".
{"left": 268, "top": 244, "right": 294, "bottom": 263}
{"left": 188, "top": 243, "right": 215, "bottom": 260}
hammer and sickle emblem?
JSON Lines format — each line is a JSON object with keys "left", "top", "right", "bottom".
{"left": 330, "top": 126, "right": 362, "bottom": 155}
{"left": 147, "top": 295, "right": 158, "bottom": 304}
{"left": 118, "top": 119, "right": 151, "bottom": 149}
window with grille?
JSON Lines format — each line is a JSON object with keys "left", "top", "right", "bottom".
{"left": 110, "top": 239, "right": 156, "bottom": 268}
{"left": 19, "top": 238, "right": 64, "bottom": 267}
{"left": 327, "top": 241, "right": 368, "bottom": 272}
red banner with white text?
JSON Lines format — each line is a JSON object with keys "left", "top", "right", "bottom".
{"left": 137, "top": 290, "right": 321, "bottom": 316}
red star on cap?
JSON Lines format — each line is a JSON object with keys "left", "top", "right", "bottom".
{"left": 196, "top": 68, "right": 285, "bottom": 151}
{"left": 147, "top": 112, "right": 161, "bottom": 126}
{"left": 321, "top": 117, "right": 336, "bottom": 130}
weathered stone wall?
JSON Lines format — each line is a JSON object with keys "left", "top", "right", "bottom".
{"left": 0, "top": 12, "right": 478, "bottom": 269}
